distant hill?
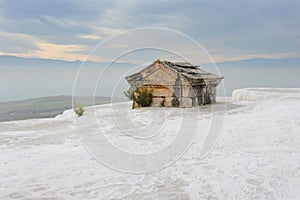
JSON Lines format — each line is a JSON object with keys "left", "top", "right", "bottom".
{"left": 0, "top": 95, "right": 126, "bottom": 122}
{"left": 0, "top": 55, "right": 133, "bottom": 68}
{"left": 2, "top": 54, "right": 299, "bottom": 68}
{"left": 215, "top": 57, "right": 300, "bottom": 68}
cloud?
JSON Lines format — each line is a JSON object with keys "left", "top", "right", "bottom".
{"left": 0, "top": 31, "right": 38, "bottom": 53}
{"left": 0, "top": 0, "right": 109, "bottom": 20}
{"left": 0, "top": 31, "right": 104, "bottom": 61}
{"left": 79, "top": 34, "right": 103, "bottom": 40}
{"left": 0, "top": 0, "right": 299, "bottom": 62}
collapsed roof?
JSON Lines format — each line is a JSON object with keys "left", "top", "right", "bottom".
{"left": 126, "top": 60, "right": 223, "bottom": 85}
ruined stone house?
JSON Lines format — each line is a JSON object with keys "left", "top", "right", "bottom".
{"left": 125, "top": 60, "right": 223, "bottom": 108}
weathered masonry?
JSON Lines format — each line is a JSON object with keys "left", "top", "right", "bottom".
{"left": 125, "top": 60, "right": 223, "bottom": 108}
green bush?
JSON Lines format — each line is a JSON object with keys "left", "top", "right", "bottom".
{"left": 160, "top": 98, "right": 165, "bottom": 107}
{"left": 73, "top": 101, "right": 84, "bottom": 117}
{"left": 124, "top": 86, "right": 136, "bottom": 101}
{"left": 135, "top": 88, "right": 153, "bottom": 107}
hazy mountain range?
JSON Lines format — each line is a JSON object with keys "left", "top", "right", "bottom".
{"left": 0, "top": 55, "right": 133, "bottom": 68}
{"left": 1, "top": 55, "right": 300, "bottom": 68}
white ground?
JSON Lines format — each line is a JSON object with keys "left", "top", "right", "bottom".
{"left": 1, "top": 88, "right": 300, "bottom": 199}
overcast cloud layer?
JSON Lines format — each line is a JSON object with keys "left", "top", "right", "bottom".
{"left": 0, "top": 0, "right": 299, "bottom": 63}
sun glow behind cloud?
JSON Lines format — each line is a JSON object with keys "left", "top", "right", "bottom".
{"left": 0, "top": 31, "right": 106, "bottom": 62}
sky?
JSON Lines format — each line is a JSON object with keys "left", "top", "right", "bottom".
{"left": 0, "top": 0, "right": 299, "bottom": 63}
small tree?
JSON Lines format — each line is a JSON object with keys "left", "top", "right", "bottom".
{"left": 124, "top": 85, "right": 136, "bottom": 101}
{"left": 124, "top": 85, "right": 138, "bottom": 109}
{"left": 135, "top": 87, "right": 153, "bottom": 107}
{"left": 73, "top": 101, "right": 84, "bottom": 117}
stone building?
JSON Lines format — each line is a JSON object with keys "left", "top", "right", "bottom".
{"left": 125, "top": 60, "right": 223, "bottom": 108}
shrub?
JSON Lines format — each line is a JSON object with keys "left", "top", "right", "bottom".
{"left": 124, "top": 85, "right": 136, "bottom": 101}
{"left": 160, "top": 98, "right": 165, "bottom": 107}
{"left": 135, "top": 87, "right": 153, "bottom": 107}
{"left": 73, "top": 101, "right": 84, "bottom": 117}
{"left": 172, "top": 96, "right": 180, "bottom": 107}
